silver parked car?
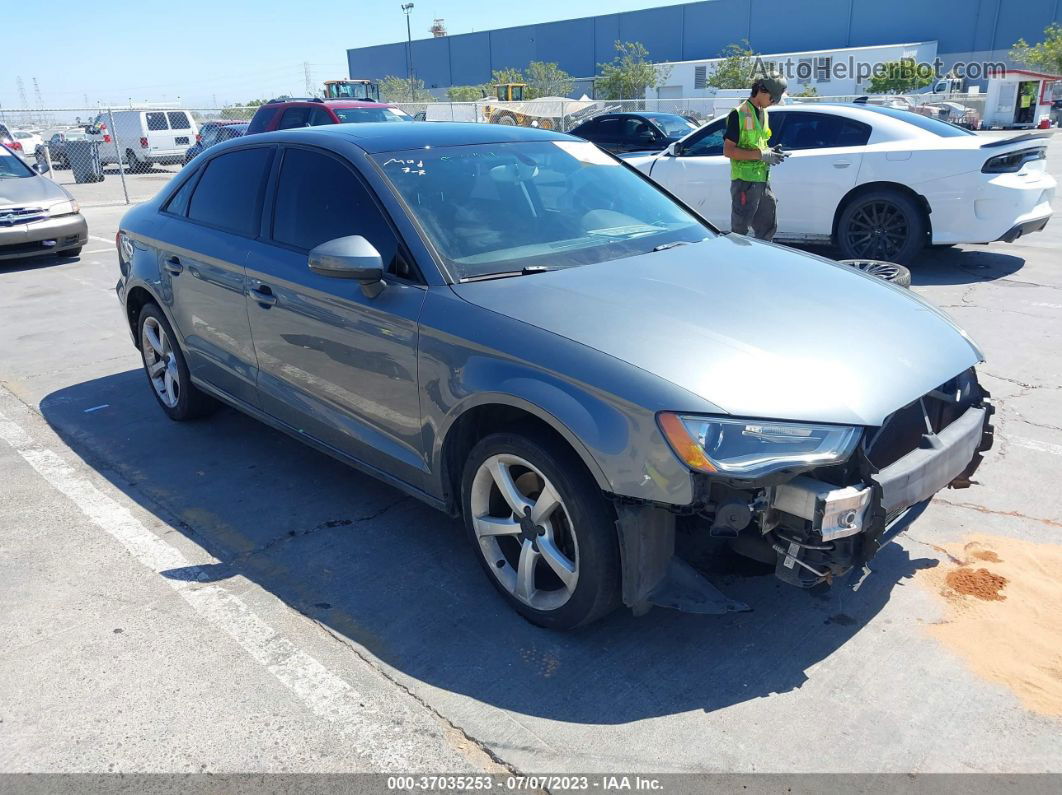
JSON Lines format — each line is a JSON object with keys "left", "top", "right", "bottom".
{"left": 1, "top": 147, "right": 87, "bottom": 261}
{"left": 115, "top": 124, "right": 993, "bottom": 629}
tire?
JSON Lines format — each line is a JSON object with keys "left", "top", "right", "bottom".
{"left": 837, "top": 258, "right": 912, "bottom": 288}
{"left": 491, "top": 112, "right": 517, "bottom": 126}
{"left": 461, "top": 430, "right": 621, "bottom": 630}
{"left": 125, "top": 149, "right": 144, "bottom": 173}
{"left": 837, "top": 189, "right": 926, "bottom": 264}
{"left": 137, "top": 303, "right": 217, "bottom": 421}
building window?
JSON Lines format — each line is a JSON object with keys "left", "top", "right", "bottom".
{"left": 694, "top": 65, "right": 707, "bottom": 90}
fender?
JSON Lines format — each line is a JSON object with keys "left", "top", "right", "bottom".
{"left": 434, "top": 383, "right": 616, "bottom": 495}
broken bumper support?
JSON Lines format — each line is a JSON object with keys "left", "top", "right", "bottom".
{"left": 615, "top": 502, "right": 750, "bottom": 616}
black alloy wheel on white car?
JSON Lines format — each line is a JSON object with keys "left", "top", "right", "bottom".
{"left": 837, "top": 189, "right": 926, "bottom": 264}
{"left": 461, "top": 430, "right": 621, "bottom": 630}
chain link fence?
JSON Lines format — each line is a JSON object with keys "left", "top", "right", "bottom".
{"left": 2, "top": 93, "right": 990, "bottom": 208}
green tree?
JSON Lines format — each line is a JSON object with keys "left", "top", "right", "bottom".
{"left": 866, "top": 58, "right": 935, "bottom": 93}
{"left": 221, "top": 99, "right": 266, "bottom": 119}
{"left": 596, "top": 41, "right": 668, "bottom": 100}
{"left": 490, "top": 68, "right": 525, "bottom": 87}
{"left": 524, "top": 61, "right": 574, "bottom": 98}
{"left": 792, "top": 84, "right": 818, "bottom": 97}
{"left": 378, "top": 75, "right": 434, "bottom": 103}
{"left": 707, "top": 41, "right": 758, "bottom": 89}
{"left": 1011, "top": 23, "right": 1062, "bottom": 74}
{"left": 448, "top": 85, "right": 485, "bottom": 101}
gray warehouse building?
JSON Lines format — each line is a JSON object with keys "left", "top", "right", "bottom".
{"left": 347, "top": 0, "right": 1062, "bottom": 94}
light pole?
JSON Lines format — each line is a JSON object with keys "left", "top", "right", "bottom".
{"left": 401, "top": 3, "right": 415, "bottom": 101}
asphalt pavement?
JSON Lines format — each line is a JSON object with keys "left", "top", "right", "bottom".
{"left": 1, "top": 141, "right": 1060, "bottom": 775}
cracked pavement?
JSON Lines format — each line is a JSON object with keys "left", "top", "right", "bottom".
{"left": 0, "top": 136, "right": 1060, "bottom": 774}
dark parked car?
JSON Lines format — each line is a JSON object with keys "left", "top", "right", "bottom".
{"left": 42, "top": 129, "right": 90, "bottom": 169}
{"left": 570, "top": 112, "right": 699, "bottom": 153}
{"left": 246, "top": 97, "right": 412, "bottom": 134}
{"left": 115, "top": 123, "right": 993, "bottom": 629}
{"left": 184, "top": 121, "right": 249, "bottom": 165}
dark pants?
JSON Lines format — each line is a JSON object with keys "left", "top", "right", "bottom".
{"left": 730, "top": 179, "right": 777, "bottom": 241}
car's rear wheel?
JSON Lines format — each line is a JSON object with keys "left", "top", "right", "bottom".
{"left": 837, "top": 189, "right": 926, "bottom": 264}
{"left": 138, "top": 303, "right": 216, "bottom": 421}
{"left": 125, "top": 149, "right": 144, "bottom": 173}
{"left": 461, "top": 431, "right": 620, "bottom": 630}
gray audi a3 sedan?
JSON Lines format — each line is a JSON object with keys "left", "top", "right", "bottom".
{"left": 114, "top": 123, "right": 993, "bottom": 629}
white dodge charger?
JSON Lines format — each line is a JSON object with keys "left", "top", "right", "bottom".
{"left": 621, "top": 103, "right": 1055, "bottom": 262}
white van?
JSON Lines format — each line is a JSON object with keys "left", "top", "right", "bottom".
{"left": 88, "top": 110, "right": 199, "bottom": 171}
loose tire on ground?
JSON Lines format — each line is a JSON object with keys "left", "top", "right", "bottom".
{"left": 137, "top": 303, "right": 217, "bottom": 421}
{"left": 461, "top": 429, "right": 621, "bottom": 630}
{"left": 837, "top": 258, "right": 912, "bottom": 288}
{"left": 837, "top": 188, "right": 926, "bottom": 264}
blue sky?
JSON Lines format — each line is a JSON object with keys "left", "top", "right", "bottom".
{"left": 1, "top": 0, "right": 685, "bottom": 112}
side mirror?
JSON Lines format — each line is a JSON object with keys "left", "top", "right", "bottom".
{"left": 33, "top": 161, "right": 50, "bottom": 174}
{"left": 308, "top": 235, "right": 385, "bottom": 298}
{"left": 666, "top": 141, "right": 682, "bottom": 157}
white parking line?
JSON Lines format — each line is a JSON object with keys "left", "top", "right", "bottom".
{"left": 1012, "top": 436, "right": 1062, "bottom": 457}
{"left": 0, "top": 407, "right": 435, "bottom": 771}
{"left": 88, "top": 235, "right": 114, "bottom": 245}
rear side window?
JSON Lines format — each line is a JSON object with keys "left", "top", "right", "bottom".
{"left": 164, "top": 173, "right": 198, "bottom": 216}
{"left": 187, "top": 148, "right": 274, "bottom": 236}
{"left": 271, "top": 147, "right": 401, "bottom": 274}
{"left": 594, "top": 117, "right": 620, "bottom": 141}
{"left": 308, "top": 107, "right": 334, "bottom": 126}
{"left": 278, "top": 107, "right": 310, "bottom": 129}
{"left": 145, "top": 112, "right": 168, "bottom": 131}
{"left": 774, "top": 112, "right": 867, "bottom": 150}
{"left": 167, "top": 112, "right": 191, "bottom": 130}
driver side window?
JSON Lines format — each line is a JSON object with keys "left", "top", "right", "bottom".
{"left": 682, "top": 120, "right": 725, "bottom": 156}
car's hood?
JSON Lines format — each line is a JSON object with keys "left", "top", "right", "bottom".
{"left": 451, "top": 235, "right": 982, "bottom": 426}
{"left": 0, "top": 174, "right": 70, "bottom": 208}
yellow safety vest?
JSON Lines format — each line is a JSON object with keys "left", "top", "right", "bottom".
{"left": 730, "top": 101, "right": 772, "bottom": 183}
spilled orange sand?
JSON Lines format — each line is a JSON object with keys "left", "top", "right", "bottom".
{"left": 918, "top": 534, "right": 1062, "bottom": 716}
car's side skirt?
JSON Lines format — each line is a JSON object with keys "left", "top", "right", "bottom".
{"left": 191, "top": 376, "right": 448, "bottom": 514}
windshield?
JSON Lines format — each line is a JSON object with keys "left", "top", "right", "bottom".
{"left": 856, "top": 104, "right": 975, "bottom": 137}
{"left": 375, "top": 140, "right": 712, "bottom": 280}
{"left": 649, "top": 115, "right": 699, "bottom": 137}
{"left": 333, "top": 107, "right": 411, "bottom": 124}
{"left": 0, "top": 148, "right": 34, "bottom": 178}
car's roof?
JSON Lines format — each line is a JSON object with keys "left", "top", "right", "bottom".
{"left": 272, "top": 100, "right": 395, "bottom": 109}
{"left": 272, "top": 122, "right": 573, "bottom": 153}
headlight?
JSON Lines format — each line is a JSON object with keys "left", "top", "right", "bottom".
{"left": 658, "top": 413, "right": 861, "bottom": 478}
{"left": 49, "top": 199, "right": 80, "bottom": 216}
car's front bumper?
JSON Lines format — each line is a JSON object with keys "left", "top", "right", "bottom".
{"left": 0, "top": 213, "right": 87, "bottom": 260}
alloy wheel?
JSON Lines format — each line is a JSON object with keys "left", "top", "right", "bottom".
{"left": 141, "top": 316, "right": 180, "bottom": 408}
{"left": 843, "top": 199, "right": 909, "bottom": 260}
{"left": 469, "top": 453, "right": 579, "bottom": 611}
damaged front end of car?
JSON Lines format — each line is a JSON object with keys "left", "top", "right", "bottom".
{"left": 616, "top": 367, "right": 995, "bottom": 616}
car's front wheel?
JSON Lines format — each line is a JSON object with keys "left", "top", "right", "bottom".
{"left": 138, "top": 303, "right": 216, "bottom": 421}
{"left": 837, "top": 189, "right": 926, "bottom": 264}
{"left": 461, "top": 430, "right": 620, "bottom": 630}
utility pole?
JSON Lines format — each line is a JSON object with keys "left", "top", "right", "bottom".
{"left": 16, "top": 76, "right": 29, "bottom": 128}
{"left": 401, "top": 3, "right": 415, "bottom": 101}
{"left": 304, "top": 61, "right": 314, "bottom": 97}
{"left": 32, "top": 77, "right": 45, "bottom": 127}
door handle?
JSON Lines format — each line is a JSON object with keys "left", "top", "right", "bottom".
{"left": 248, "top": 284, "right": 277, "bottom": 307}
{"left": 164, "top": 256, "right": 183, "bottom": 275}
{"left": 832, "top": 160, "right": 852, "bottom": 169}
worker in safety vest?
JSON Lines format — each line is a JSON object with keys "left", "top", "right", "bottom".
{"left": 723, "top": 75, "right": 789, "bottom": 240}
